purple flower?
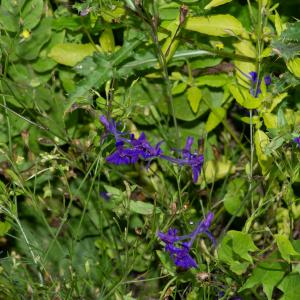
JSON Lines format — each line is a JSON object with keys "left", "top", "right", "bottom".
{"left": 264, "top": 75, "right": 271, "bottom": 86}
{"left": 106, "top": 143, "right": 142, "bottom": 165}
{"left": 100, "top": 191, "right": 110, "bottom": 201}
{"left": 293, "top": 136, "right": 300, "bottom": 148}
{"left": 248, "top": 71, "right": 271, "bottom": 97}
{"left": 157, "top": 212, "right": 215, "bottom": 269}
{"left": 162, "top": 137, "right": 204, "bottom": 183}
{"left": 100, "top": 115, "right": 163, "bottom": 165}
{"left": 100, "top": 115, "right": 130, "bottom": 146}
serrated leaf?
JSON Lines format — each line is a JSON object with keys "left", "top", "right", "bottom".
{"left": 48, "top": 43, "right": 97, "bottom": 67}
{"left": 204, "top": 0, "right": 232, "bottom": 10}
{"left": 240, "top": 252, "right": 287, "bottom": 300}
{"left": 185, "top": 14, "right": 246, "bottom": 37}
{"left": 187, "top": 86, "right": 202, "bottom": 113}
{"left": 205, "top": 107, "right": 226, "bottom": 132}
{"left": 281, "top": 21, "right": 300, "bottom": 42}
{"left": 275, "top": 235, "right": 300, "bottom": 263}
{"left": 254, "top": 129, "right": 272, "bottom": 175}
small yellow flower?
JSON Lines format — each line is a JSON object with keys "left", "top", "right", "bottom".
{"left": 20, "top": 29, "right": 31, "bottom": 39}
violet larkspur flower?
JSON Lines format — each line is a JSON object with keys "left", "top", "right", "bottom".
{"left": 157, "top": 212, "right": 215, "bottom": 269}
{"left": 100, "top": 115, "right": 163, "bottom": 165}
{"left": 293, "top": 136, "right": 300, "bottom": 148}
{"left": 248, "top": 71, "right": 271, "bottom": 97}
{"left": 162, "top": 136, "right": 204, "bottom": 183}
{"left": 100, "top": 115, "right": 130, "bottom": 146}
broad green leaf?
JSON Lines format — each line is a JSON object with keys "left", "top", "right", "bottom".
{"left": 195, "top": 74, "right": 230, "bottom": 87}
{"left": 229, "top": 85, "right": 261, "bottom": 109}
{"left": 274, "top": 11, "right": 283, "bottom": 36}
{"left": 156, "top": 250, "right": 176, "bottom": 276}
{"left": 129, "top": 200, "right": 160, "bottom": 215}
{"left": 0, "top": 7, "right": 18, "bottom": 32}
{"left": 205, "top": 107, "right": 226, "bottom": 132}
{"left": 172, "top": 82, "right": 187, "bottom": 95}
{"left": 32, "top": 57, "right": 57, "bottom": 72}
{"left": 16, "top": 17, "right": 52, "bottom": 60}
{"left": 223, "top": 178, "right": 247, "bottom": 216}
{"left": 187, "top": 86, "right": 202, "bottom": 113}
{"left": 233, "top": 40, "right": 256, "bottom": 87}
{"left": 268, "top": 93, "right": 288, "bottom": 112}
{"left": 21, "top": 0, "right": 43, "bottom": 30}
{"left": 185, "top": 14, "right": 246, "bottom": 37}
{"left": 218, "top": 231, "right": 257, "bottom": 274}
{"left": 99, "top": 28, "right": 115, "bottom": 53}
{"left": 240, "top": 252, "right": 287, "bottom": 300}
{"left": 52, "top": 16, "right": 82, "bottom": 31}
{"left": 227, "top": 231, "right": 258, "bottom": 263}
{"left": 278, "top": 274, "right": 300, "bottom": 300}
{"left": 200, "top": 159, "right": 235, "bottom": 184}
{"left": 263, "top": 113, "right": 277, "bottom": 129}
{"left": 161, "top": 20, "right": 180, "bottom": 62}
{"left": 204, "top": 0, "right": 232, "bottom": 10}
{"left": 275, "top": 234, "right": 300, "bottom": 263}
{"left": 48, "top": 43, "right": 97, "bottom": 67}
{"left": 230, "top": 261, "right": 250, "bottom": 275}
{"left": 254, "top": 129, "right": 272, "bottom": 175}
{"left": 287, "top": 57, "right": 300, "bottom": 78}
{"left": 0, "top": 221, "right": 11, "bottom": 237}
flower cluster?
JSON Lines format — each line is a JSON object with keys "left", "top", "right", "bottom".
{"left": 249, "top": 71, "right": 271, "bottom": 97}
{"left": 100, "top": 115, "right": 204, "bottom": 183}
{"left": 157, "top": 212, "right": 215, "bottom": 269}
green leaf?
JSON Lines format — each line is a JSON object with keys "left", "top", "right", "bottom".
{"left": 287, "top": 57, "right": 300, "bottom": 78}
{"left": 204, "top": 0, "right": 233, "bottom": 10}
{"left": 278, "top": 274, "right": 300, "bottom": 300}
{"left": 227, "top": 231, "right": 258, "bottom": 262}
{"left": 172, "top": 82, "right": 187, "bottom": 95}
{"left": 99, "top": 28, "right": 115, "bottom": 53}
{"left": 21, "top": 0, "right": 43, "bottom": 30}
{"left": 129, "top": 201, "right": 160, "bottom": 215}
{"left": 16, "top": 17, "right": 52, "bottom": 60}
{"left": 275, "top": 234, "right": 300, "bottom": 263}
{"left": 254, "top": 130, "right": 272, "bottom": 175}
{"left": 240, "top": 252, "right": 287, "bottom": 300}
{"left": 0, "top": 221, "right": 11, "bottom": 237}
{"left": 218, "top": 231, "right": 257, "bottom": 274}
{"left": 156, "top": 250, "right": 176, "bottom": 276}
{"left": 195, "top": 74, "right": 230, "bottom": 87}
{"left": 52, "top": 16, "right": 82, "bottom": 31}
{"left": 223, "top": 178, "right": 247, "bottom": 216}
{"left": 205, "top": 107, "right": 226, "bottom": 132}
{"left": 0, "top": 0, "right": 20, "bottom": 32}
{"left": 184, "top": 14, "right": 246, "bottom": 37}
{"left": 187, "top": 86, "right": 202, "bottom": 113}
{"left": 229, "top": 84, "right": 261, "bottom": 109}
{"left": 48, "top": 43, "right": 97, "bottom": 67}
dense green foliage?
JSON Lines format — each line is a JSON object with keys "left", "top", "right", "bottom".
{"left": 0, "top": 0, "right": 300, "bottom": 299}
